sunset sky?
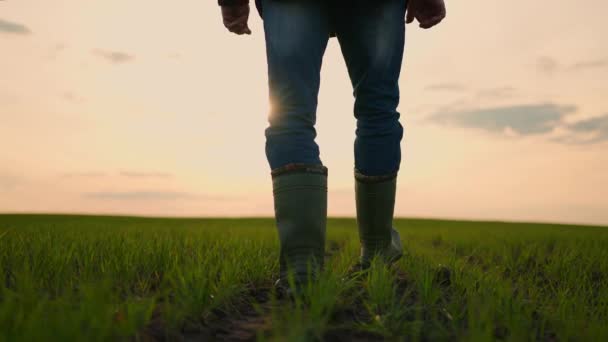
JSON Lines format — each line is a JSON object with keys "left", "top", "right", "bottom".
{"left": 1, "top": 0, "right": 607, "bottom": 225}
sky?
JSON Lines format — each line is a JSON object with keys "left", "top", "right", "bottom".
{"left": 1, "top": 0, "right": 607, "bottom": 225}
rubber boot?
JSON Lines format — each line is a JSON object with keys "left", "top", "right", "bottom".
{"left": 355, "top": 172, "right": 403, "bottom": 269}
{"left": 272, "top": 165, "right": 328, "bottom": 289}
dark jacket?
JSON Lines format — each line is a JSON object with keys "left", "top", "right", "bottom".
{"left": 217, "top": 0, "right": 336, "bottom": 37}
{"left": 256, "top": 0, "right": 262, "bottom": 16}
{"left": 219, "top": 0, "right": 337, "bottom": 36}
{"left": 218, "top": 0, "right": 262, "bottom": 16}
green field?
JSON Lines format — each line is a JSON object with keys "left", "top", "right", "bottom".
{"left": 0, "top": 214, "right": 607, "bottom": 341}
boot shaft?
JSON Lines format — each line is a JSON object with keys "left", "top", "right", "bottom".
{"left": 355, "top": 174, "right": 402, "bottom": 266}
{"left": 272, "top": 168, "right": 328, "bottom": 282}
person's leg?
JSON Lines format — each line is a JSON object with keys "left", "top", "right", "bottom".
{"left": 262, "top": 0, "right": 331, "bottom": 285}
{"left": 263, "top": 0, "right": 330, "bottom": 170}
{"left": 333, "top": 0, "right": 407, "bottom": 268}
{"left": 334, "top": 0, "right": 406, "bottom": 177}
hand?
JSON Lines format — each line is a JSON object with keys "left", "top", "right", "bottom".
{"left": 406, "top": 0, "right": 446, "bottom": 29}
{"left": 221, "top": 4, "right": 251, "bottom": 35}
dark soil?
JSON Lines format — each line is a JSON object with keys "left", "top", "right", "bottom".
{"left": 196, "top": 286, "right": 275, "bottom": 341}
{"left": 140, "top": 285, "right": 276, "bottom": 342}
{"left": 141, "top": 239, "right": 349, "bottom": 341}
{"left": 138, "top": 245, "right": 465, "bottom": 342}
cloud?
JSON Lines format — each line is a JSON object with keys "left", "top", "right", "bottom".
{"left": 425, "top": 83, "right": 467, "bottom": 92}
{"left": 536, "top": 56, "right": 608, "bottom": 74}
{"left": 61, "top": 172, "right": 107, "bottom": 178}
{"left": 429, "top": 103, "right": 576, "bottom": 135}
{"left": 46, "top": 43, "right": 67, "bottom": 61}
{"left": 560, "top": 114, "right": 608, "bottom": 144}
{"left": 568, "top": 59, "right": 608, "bottom": 71}
{"left": 0, "top": 19, "right": 31, "bottom": 34}
{"left": 61, "top": 171, "right": 173, "bottom": 179}
{"left": 119, "top": 171, "right": 173, "bottom": 179}
{"left": 0, "top": 172, "right": 23, "bottom": 192}
{"left": 536, "top": 56, "right": 559, "bottom": 75}
{"left": 62, "top": 91, "right": 85, "bottom": 103}
{"left": 92, "top": 49, "right": 134, "bottom": 64}
{"left": 82, "top": 191, "right": 232, "bottom": 201}
{"left": 476, "top": 86, "right": 517, "bottom": 99}
{"left": 83, "top": 191, "right": 196, "bottom": 200}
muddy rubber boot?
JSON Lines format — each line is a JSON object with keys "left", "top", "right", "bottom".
{"left": 355, "top": 172, "right": 403, "bottom": 270}
{"left": 272, "top": 165, "right": 328, "bottom": 290}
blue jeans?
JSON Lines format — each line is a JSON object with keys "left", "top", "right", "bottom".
{"left": 263, "top": 0, "right": 406, "bottom": 177}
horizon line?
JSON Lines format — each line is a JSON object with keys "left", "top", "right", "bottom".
{"left": 0, "top": 211, "right": 606, "bottom": 228}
